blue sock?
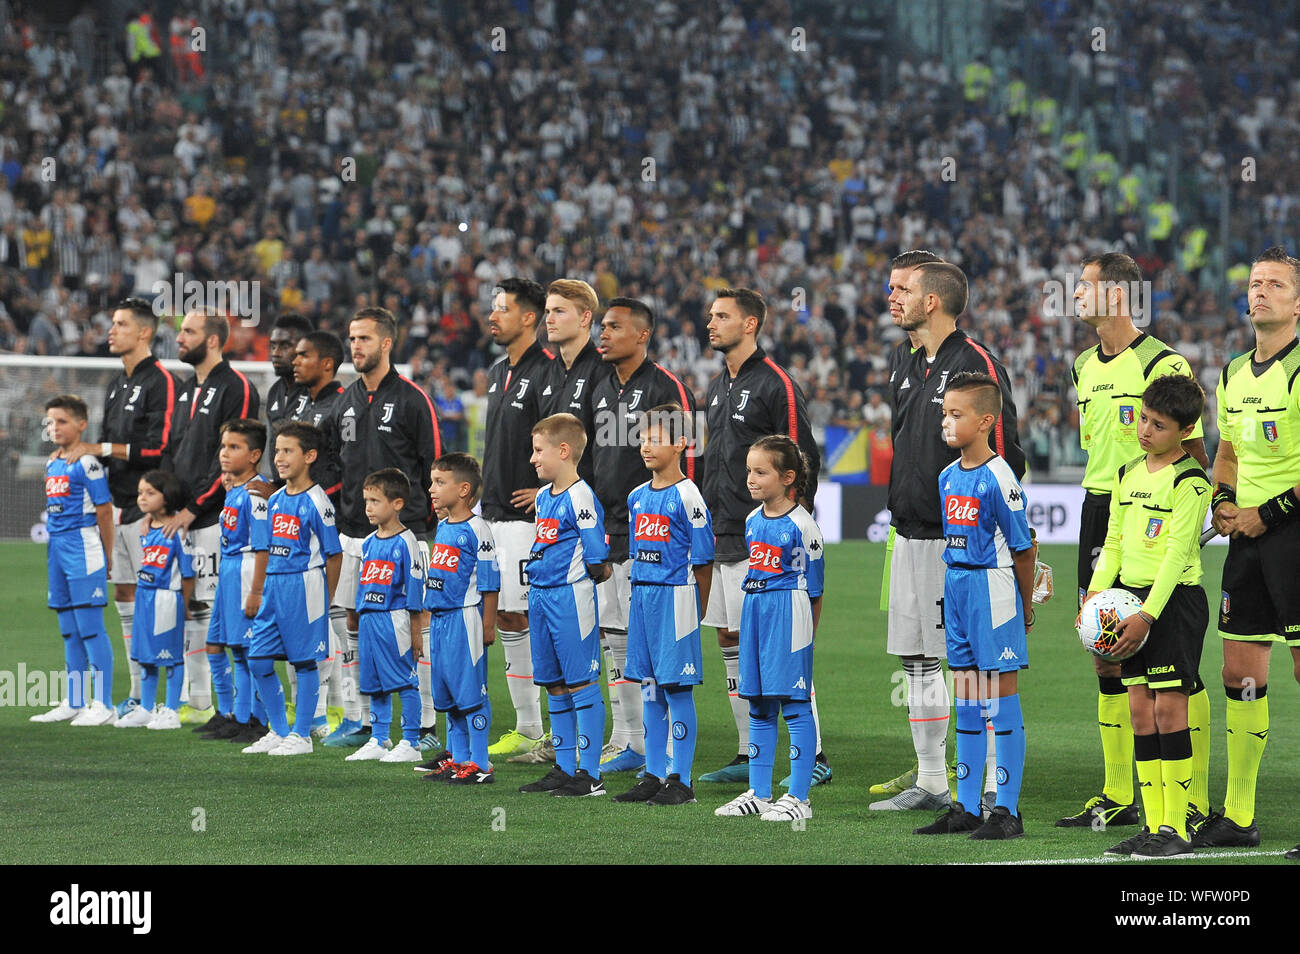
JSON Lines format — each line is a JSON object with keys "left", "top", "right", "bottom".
{"left": 252, "top": 682, "right": 267, "bottom": 724}
{"left": 448, "top": 709, "right": 469, "bottom": 763}
{"left": 782, "top": 699, "right": 815, "bottom": 800}
{"left": 370, "top": 692, "right": 392, "bottom": 744}
{"left": 990, "top": 692, "right": 1026, "bottom": 815}
{"left": 292, "top": 664, "right": 319, "bottom": 737}
{"left": 231, "top": 648, "right": 252, "bottom": 722}
{"left": 642, "top": 683, "right": 669, "bottom": 781}
{"left": 80, "top": 632, "right": 115, "bottom": 706}
{"left": 468, "top": 702, "right": 491, "bottom": 768}
{"left": 398, "top": 688, "right": 420, "bottom": 746}
{"left": 164, "top": 665, "right": 183, "bottom": 711}
{"left": 748, "top": 698, "right": 778, "bottom": 799}
{"left": 140, "top": 663, "right": 160, "bottom": 710}
{"left": 571, "top": 683, "right": 606, "bottom": 778}
{"left": 61, "top": 629, "right": 89, "bottom": 708}
{"left": 209, "top": 648, "right": 234, "bottom": 715}
{"left": 250, "top": 657, "right": 289, "bottom": 737}
{"left": 955, "top": 694, "right": 984, "bottom": 813}
{"left": 665, "top": 686, "right": 697, "bottom": 786}
{"left": 548, "top": 693, "right": 577, "bottom": 775}
{"left": 74, "top": 607, "right": 113, "bottom": 706}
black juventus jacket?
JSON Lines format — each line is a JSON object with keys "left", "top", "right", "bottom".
{"left": 541, "top": 338, "right": 608, "bottom": 487}
{"left": 265, "top": 375, "right": 306, "bottom": 427}
{"left": 887, "top": 329, "right": 1025, "bottom": 539}
{"left": 100, "top": 354, "right": 179, "bottom": 521}
{"left": 286, "top": 379, "right": 347, "bottom": 500}
{"left": 591, "top": 357, "right": 698, "bottom": 562}
{"left": 701, "top": 347, "right": 820, "bottom": 561}
{"left": 171, "top": 360, "right": 260, "bottom": 529}
{"left": 481, "top": 339, "right": 554, "bottom": 523}
{"left": 337, "top": 367, "right": 442, "bottom": 538}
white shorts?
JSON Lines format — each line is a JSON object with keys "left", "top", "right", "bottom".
{"left": 597, "top": 560, "right": 633, "bottom": 631}
{"left": 188, "top": 524, "right": 222, "bottom": 604}
{"left": 886, "top": 535, "right": 947, "bottom": 659}
{"left": 331, "top": 533, "right": 365, "bottom": 610}
{"left": 490, "top": 520, "right": 535, "bottom": 614}
{"left": 701, "top": 559, "right": 748, "bottom": 632}
{"left": 108, "top": 506, "right": 145, "bottom": 585}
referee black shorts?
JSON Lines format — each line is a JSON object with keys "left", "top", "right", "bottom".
{"left": 1219, "top": 523, "right": 1300, "bottom": 646}
{"left": 1118, "top": 583, "right": 1208, "bottom": 692}
{"left": 1077, "top": 492, "right": 1112, "bottom": 608}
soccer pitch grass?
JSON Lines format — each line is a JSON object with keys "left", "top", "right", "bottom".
{"left": 2, "top": 540, "right": 1296, "bottom": 865}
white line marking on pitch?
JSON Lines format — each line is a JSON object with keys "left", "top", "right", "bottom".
{"left": 950, "top": 849, "right": 1283, "bottom": 865}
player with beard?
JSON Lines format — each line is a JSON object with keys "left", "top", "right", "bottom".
{"left": 480, "top": 279, "right": 557, "bottom": 763}
{"left": 265, "top": 313, "right": 313, "bottom": 430}
{"left": 163, "top": 310, "right": 259, "bottom": 726}
{"left": 590, "top": 298, "right": 698, "bottom": 774}
{"left": 698, "top": 287, "right": 827, "bottom": 787}
{"left": 324, "top": 307, "right": 442, "bottom": 748}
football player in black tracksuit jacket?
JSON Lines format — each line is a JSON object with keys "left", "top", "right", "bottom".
{"left": 286, "top": 330, "right": 347, "bottom": 502}
{"left": 589, "top": 297, "right": 701, "bottom": 770}
{"left": 265, "top": 313, "right": 313, "bottom": 432}
{"left": 699, "top": 287, "right": 824, "bottom": 782}
{"left": 540, "top": 281, "right": 608, "bottom": 487}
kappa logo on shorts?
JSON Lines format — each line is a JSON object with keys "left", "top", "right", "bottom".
{"left": 156, "top": 650, "right": 174, "bottom": 660}
{"left": 793, "top": 677, "right": 807, "bottom": 690}
{"left": 680, "top": 663, "right": 697, "bottom": 676}
{"left": 92, "top": 588, "right": 104, "bottom": 599}
{"left": 590, "top": 659, "right": 600, "bottom": 672}
{"left": 316, "top": 642, "right": 327, "bottom": 653}
{"left": 998, "top": 647, "right": 1019, "bottom": 661}
{"left": 45, "top": 475, "right": 70, "bottom": 497}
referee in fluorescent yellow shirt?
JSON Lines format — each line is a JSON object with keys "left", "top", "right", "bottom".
{"left": 1063, "top": 252, "right": 1210, "bottom": 831}
{"left": 1202, "top": 246, "right": 1300, "bottom": 856}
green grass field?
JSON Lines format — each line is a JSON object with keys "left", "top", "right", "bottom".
{"left": 2, "top": 540, "right": 1296, "bottom": 865}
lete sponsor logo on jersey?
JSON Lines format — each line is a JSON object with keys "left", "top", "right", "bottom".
{"left": 945, "top": 495, "right": 980, "bottom": 526}
{"left": 45, "top": 475, "right": 70, "bottom": 497}
{"left": 635, "top": 513, "right": 670, "bottom": 542}
{"left": 359, "top": 559, "right": 394, "bottom": 585}
{"left": 272, "top": 514, "right": 301, "bottom": 539}
{"left": 428, "top": 543, "right": 461, "bottom": 571}
{"left": 220, "top": 506, "right": 239, "bottom": 531}
{"left": 141, "top": 545, "right": 169, "bottom": 568}
{"left": 749, "top": 541, "right": 783, "bottom": 573}
{"left": 535, "top": 518, "right": 559, "bottom": 544}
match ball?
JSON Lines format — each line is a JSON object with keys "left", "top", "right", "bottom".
{"left": 1077, "top": 588, "right": 1147, "bottom": 660}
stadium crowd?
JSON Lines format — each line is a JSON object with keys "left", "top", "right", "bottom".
{"left": 1, "top": 0, "right": 1298, "bottom": 473}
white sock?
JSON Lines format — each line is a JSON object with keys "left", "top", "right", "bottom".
{"left": 602, "top": 635, "right": 622, "bottom": 741}
{"left": 984, "top": 718, "right": 997, "bottom": 794}
{"left": 418, "top": 658, "right": 437, "bottom": 727}
{"left": 183, "top": 616, "right": 212, "bottom": 710}
{"left": 500, "top": 628, "right": 543, "bottom": 739}
{"left": 605, "top": 629, "right": 643, "bottom": 753}
{"left": 342, "top": 628, "right": 361, "bottom": 721}
{"left": 906, "top": 658, "right": 949, "bottom": 795}
{"left": 324, "top": 609, "right": 346, "bottom": 709}
{"left": 721, "top": 644, "right": 748, "bottom": 753}
{"left": 115, "top": 601, "right": 141, "bottom": 698}
{"left": 810, "top": 682, "right": 823, "bottom": 755}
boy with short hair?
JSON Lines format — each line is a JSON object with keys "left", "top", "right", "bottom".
{"left": 421, "top": 453, "right": 501, "bottom": 784}
{"left": 612, "top": 404, "right": 714, "bottom": 806}
{"left": 33, "top": 395, "right": 117, "bottom": 725}
{"left": 518, "top": 413, "right": 612, "bottom": 797}
{"left": 343, "top": 468, "right": 428, "bottom": 763}
{"left": 1087, "top": 374, "right": 1211, "bottom": 859}
{"left": 916, "top": 372, "right": 1036, "bottom": 840}
{"left": 197, "top": 419, "right": 271, "bottom": 743}
{"left": 243, "top": 422, "right": 342, "bottom": 756}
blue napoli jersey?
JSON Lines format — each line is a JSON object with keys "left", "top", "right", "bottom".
{"left": 627, "top": 478, "right": 715, "bottom": 584}
{"left": 356, "top": 528, "right": 425, "bottom": 613}
{"left": 265, "top": 483, "right": 342, "bottom": 574}
{"left": 425, "top": 514, "right": 501, "bottom": 610}
{"left": 45, "top": 453, "right": 110, "bottom": 534}
{"left": 138, "top": 524, "right": 195, "bottom": 590}
{"left": 528, "top": 479, "right": 609, "bottom": 587}
{"left": 939, "top": 454, "right": 1033, "bottom": 568}
{"left": 742, "top": 504, "right": 825, "bottom": 596}
{"left": 219, "top": 476, "right": 270, "bottom": 556}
